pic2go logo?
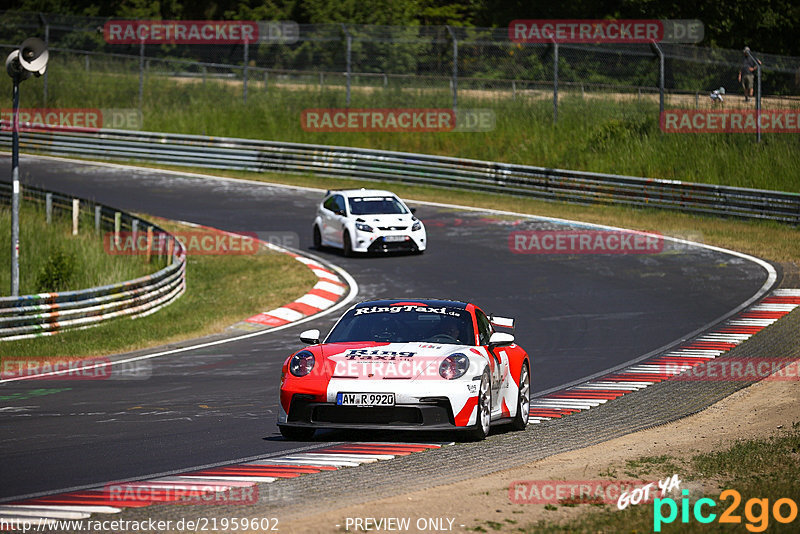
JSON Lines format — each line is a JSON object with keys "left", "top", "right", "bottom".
{"left": 654, "top": 489, "right": 798, "bottom": 532}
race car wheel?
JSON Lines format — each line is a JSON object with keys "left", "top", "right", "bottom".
{"left": 466, "top": 369, "right": 491, "bottom": 441}
{"left": 279, "top": 425, "right": 316, "bottom": 441}
{"left": 313, "top": 225, "right": 322, "bottom": 250}
{"left": 510, "top": 360, "right": 530, "bottom": 430}
{"left": 343, "top": 232, "right": 354, "bottom": 257}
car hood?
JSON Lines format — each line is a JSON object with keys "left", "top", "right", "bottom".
{"left": 321, "top": 341, "right": 469, "bottom": 380}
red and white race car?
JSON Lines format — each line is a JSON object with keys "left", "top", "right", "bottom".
{"left": 278, "top": 299, "right": 531, "bottom": 441}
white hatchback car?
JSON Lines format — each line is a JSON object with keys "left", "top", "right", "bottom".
{"left": 312, "top": 189, "right": 426, "bottom": 255}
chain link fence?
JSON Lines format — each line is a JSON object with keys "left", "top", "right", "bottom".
{"left": 2, "top": 11, "right": 800, "bottom": 123}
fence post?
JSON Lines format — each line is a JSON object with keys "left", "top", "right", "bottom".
{"left": 446, "top": 26, "right": 458, "bottom": 111}
{"left": 132, "top": 219, "right": 139, "bottom": 244}
{"left": 114, "top": 211, "right": 121, "bottom": 246}
{"left": 747, "top": 49, "right": 762, "bottom": 143}
{"left": 85, "top": 54, "right": 89, "bottom": 72}
{"left": 343, "top": 24, "right": 352, "bottom": 107}
{"left": 94, "top": 205, "right": 101, "bottom": 233}
{"left": 264, "top": 70, "right": 269, "bottom": 92}
{"left": 72, "top": 199, "right": 79, "bottom": 235}
{"left": 552, "top": 39, "right": 558, "bottom": 124}
{"left": 695, "top": 92, "right": 699, "bottom": 109}
{"left": 138, "top": 39, "right": 145, "bottom": 112}
{"left": 146, "top": 226, "right": 153, "bottom": 263}
{"left": 46, "top": 192, "right": 52, "bottom": 224}
{"left": 243, "top": 40, "right": 249, "bottom": 104}
{"left": 512, "top": 80, "right": 516, "bottom": 100}
{"left": 651, "top": 41, "right": 664, "bottom": 118}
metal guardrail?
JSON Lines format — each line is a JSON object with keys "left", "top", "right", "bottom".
{"left": 1, "top": 128, "right": 798, "bottom": 224}
{"left": 0, "top": 182, "right": 186, "bottom": 341}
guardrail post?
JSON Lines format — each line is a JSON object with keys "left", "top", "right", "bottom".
{"left": 146, "top": 226, "right": 153, "bottom": 263}
{"left": 114, "top": 211, "right": 121, "bottom": 246}
{"left": 46, "top": 193, "right": 52, "bottom": 224}
{"left": 72, "top": 199, "right": 79, "bottom": 235}
{"left": 94, "top": 205, "right": 101, "bottom": 233}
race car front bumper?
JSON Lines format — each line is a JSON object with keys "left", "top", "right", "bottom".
{"left": 281, "top": 394, "right": 461, "bottom": 431}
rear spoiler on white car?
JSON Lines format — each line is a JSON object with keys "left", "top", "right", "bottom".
{"left": 489, "top": 315, "right": 514, "bottom": 329}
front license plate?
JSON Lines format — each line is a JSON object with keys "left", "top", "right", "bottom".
{"left": 337, "top": 392, "right": 395, "bottom": 406}
{"left": 383, "top": 235, "right": 406, "bottom": 242}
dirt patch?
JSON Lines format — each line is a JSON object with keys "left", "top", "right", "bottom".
{"left": 279, "top": 370, "right": 800, "bottom": 533}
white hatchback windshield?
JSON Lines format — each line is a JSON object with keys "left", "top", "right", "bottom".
{"left": 348, "top": 196, "right": 407, "bottom": 215}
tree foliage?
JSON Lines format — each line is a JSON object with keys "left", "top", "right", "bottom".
{"left": 5, "top": 0, "right": 799, "bottom": 56}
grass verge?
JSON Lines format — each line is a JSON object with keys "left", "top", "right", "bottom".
{"left": 510, "top": 423, "right": 800, "bottom": 533}
{"left": 0, "top": 217, "right": 318, "bottom": 359}
{"left": 0, "top": 202, "right": 165, "bottom": 296}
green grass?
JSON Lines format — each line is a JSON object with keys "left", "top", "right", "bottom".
{"left": 518, "top": 423, "right": 800, "bottom": 533}
{"left": 0, "top": 202, "right": 165, "bottom": 296}
{"left": 0, "top": 217, "right": 318, "bottom": 358}
{"left": 6, "top": 55, "right": 800, "bottom": 193}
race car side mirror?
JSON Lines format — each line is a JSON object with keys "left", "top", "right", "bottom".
{"left": 488, "top": 332, "right": 514, "bottom": 347}
{"left": 410, "top": 207, "right": 417, "bottom": 214}
{"left": 300, "top": 329, "right": 320, "bottom": 345}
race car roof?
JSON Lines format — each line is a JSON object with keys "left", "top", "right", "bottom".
{"left": 353, "top": 299, "right": 468, "bottom": 310}
{"left": 334, "top": 189, "right": 398, "bottom": 198}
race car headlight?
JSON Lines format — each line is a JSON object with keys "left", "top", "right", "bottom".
{"left": 439, "top": 353, "right": 469, "bottom": 380}
{"left": 355, "top": 222, "right": 374, "bottom": 233}
{"left": 411, "top": 221, "right": 422, "bottom": 232}
{"left": 289, "top": 350, "right": 315, "bottom": 377}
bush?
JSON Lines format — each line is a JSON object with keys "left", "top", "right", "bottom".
{"left": 35, "top": 249, "right": 77, "bottom": 292}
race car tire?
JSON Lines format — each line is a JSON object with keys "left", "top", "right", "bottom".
{"left": 279, "top": 425, "right": 316, "bottom": 441}
{"left": 465, "top": 369, "right": 491, "bottom": 441}
{"left": 343, "top": 232, "right": 354, "bottom": 257}
{"left": 510, "top": 360, "right": 530, "bottom": 430}
{"left": 313, "top": 225, "right": 322, "bottom": 250}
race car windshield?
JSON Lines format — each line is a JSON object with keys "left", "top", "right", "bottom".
{"left": 348, "top": 196, "right": 407, "bottom": 215}
{"left": 326, "top": 305, "right": 476, "bottom": 345}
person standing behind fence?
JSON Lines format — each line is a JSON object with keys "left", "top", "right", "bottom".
{"left": 738, "top": 46, "right": 761, "bottom": 102}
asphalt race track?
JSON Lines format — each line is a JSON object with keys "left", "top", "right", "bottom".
{"left": 0, "top": 155, "right": 772, "bottom": 501}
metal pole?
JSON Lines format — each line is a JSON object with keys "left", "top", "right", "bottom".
{"left": 41, "top": 16, "right": 49, "bottom": 106}
{"left": 243, "top": 40, "right": 249, "bottom": 104}
{"left": 747, "top": 49, "right": 762, "bottom": 143}
{"left": 138, "top": 39, "right": 145, "bottom": 112}
{"left": 553, "top": 40, "right": 558, "bottom": 124}
{"left": 10, "top": 74, "right": 20, "bottom": 296}
{"left": 446, "top": 26, "right": 458, "bottom": 111}
{"left": 651, "top": 41, "right": 664, "bottom": 117}
{"left": 344, "top": 25, "right": 352, "bottom": 108}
